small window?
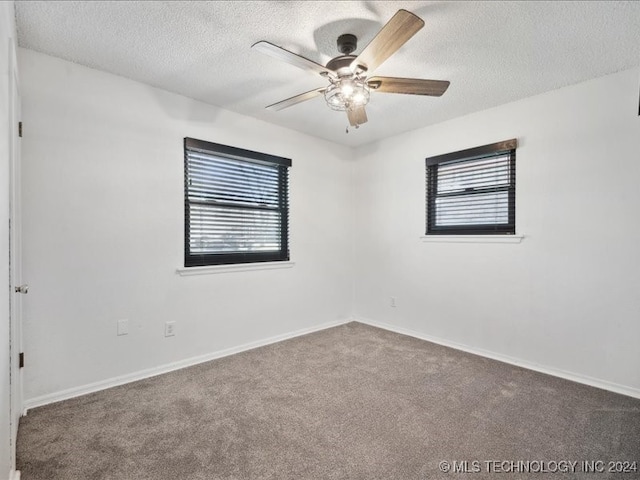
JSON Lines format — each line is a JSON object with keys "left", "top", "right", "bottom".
{"left": 426, "top": 139, "right": 517, "bottom": 235}
{"left": 184, "top": 138, "right": 291, "bottom": 267}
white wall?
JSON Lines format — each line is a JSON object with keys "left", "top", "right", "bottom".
{"left": 353, "top": 67, "right": 640, "bottom": 395}
{"left": 18, "top": 44, "right": 640, "bottom": 406}
{"left": 18, "top": 48, "right": 354, "bottom": 404}
{"left": 1, "top": 2, "right": 17, "bottom": 477}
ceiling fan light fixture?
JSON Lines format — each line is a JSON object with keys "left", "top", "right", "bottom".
{"left": 324, "top": 77, "right": 370, "bottom": 112}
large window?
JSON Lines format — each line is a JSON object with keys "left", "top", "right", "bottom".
{"left": 184, "top": 138, "right": 291, "bottom": 267}
{"left": 426, "top": 139, "right": 517, "bottom": 235}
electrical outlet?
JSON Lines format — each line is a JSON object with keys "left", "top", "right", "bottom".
{"left": 117, "top": 319, "right": 129, "bottom": 336}
{"left": 164, "top": 321, "right": 176, "bottom": 337}
{"left": 390, "top": 296, "right": 397, "bottom": 308}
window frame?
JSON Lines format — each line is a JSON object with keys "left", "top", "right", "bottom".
{"left": 184, "top": 137, "right": 291, "bottom": 267}
{"left": 426, "top": 139, "right": 517, "bottom": 235}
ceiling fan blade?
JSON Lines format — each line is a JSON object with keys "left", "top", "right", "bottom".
{"left": 347, "top": 106, "right": 368, "bottom": 127}
{"left": 266, "top": 87, "right": 326, "bottom": 111}
{"left": 252, "top": 41, "right": 333, "bottom": 77}
{"left": 368, "top": 76, "right": 450, "bottom": 96}
{"left": 350, "top": 9, "right": 424, "bottom": 74}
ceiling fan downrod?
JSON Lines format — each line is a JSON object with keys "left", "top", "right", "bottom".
{"left": 337, "top": 34, "right": 357, "bottom": 55}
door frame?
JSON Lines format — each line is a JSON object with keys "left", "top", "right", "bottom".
{"left": 8, "top": 36, "right": 23, "bottom": 471}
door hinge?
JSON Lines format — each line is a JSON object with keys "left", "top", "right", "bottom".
{"left": 19, "top": 352, "right": 24, "bottom": 368}
{"left": 18, "top": 121, "right": 22, "bottom": 137}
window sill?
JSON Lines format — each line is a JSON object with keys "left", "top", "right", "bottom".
{"left": 420, "top": 234, "right": 524, "bottom": 244}
{"left": 176, "top": 261, "right": 295, "bottom": 276}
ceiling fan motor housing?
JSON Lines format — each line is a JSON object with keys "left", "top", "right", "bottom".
{"left": 326, "top": 55, "right": 357, "bottom": 76}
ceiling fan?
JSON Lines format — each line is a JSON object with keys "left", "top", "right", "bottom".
{"left": 252, "top": 9, "right": 450, "bottom": 129}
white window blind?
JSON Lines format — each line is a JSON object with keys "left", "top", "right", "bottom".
{"left": 184, "top": 138, "right": 290, "bottom": 266}
{"left": 426, "top": 139, "right": 516, "bottom": 235}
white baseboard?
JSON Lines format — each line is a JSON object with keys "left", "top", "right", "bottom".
{"left": 24, "top": 318, "right": 352, "bottom": 411}
{"left": 24, "top": 315, "right": 639, "bottom": 411}
{"left": 354, "top": 317, "right": 640, "bottom": 400}
{"left": 9, "top": 470, "right": 21, "bottom": 480}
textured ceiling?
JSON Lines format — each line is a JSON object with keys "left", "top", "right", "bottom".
{"left": 15, "top": 1, "right": 640, "bottom": 147}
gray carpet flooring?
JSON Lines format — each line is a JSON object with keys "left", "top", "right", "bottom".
{"left": 17, "top": 322, "right": 640, "bottom": 479}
